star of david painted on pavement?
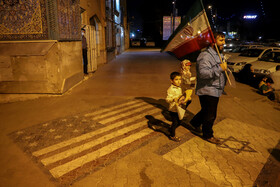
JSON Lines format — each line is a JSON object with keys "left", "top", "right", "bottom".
{"left": 217, "top": 136, "right": 257, "bottom": 154}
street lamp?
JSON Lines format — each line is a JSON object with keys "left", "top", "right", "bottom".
{"left": 172, "top": 0, "right": 177, "bottom": 33}
{"left": 207, "top": 4, "right": 216, "bottom": 30}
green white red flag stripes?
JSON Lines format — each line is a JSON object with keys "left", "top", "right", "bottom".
{"left": 161, "top": 0, "right": 215, "bottom": 59}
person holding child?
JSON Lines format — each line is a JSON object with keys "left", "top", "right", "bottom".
{"left": 259, "top": 76, "right": 275, "bottom": 101}
{"left": 166, "top": 72, "right": 192, "bottom": 142}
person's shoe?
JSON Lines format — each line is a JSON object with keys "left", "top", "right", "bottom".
{"left": 169, "top": 136, "right": 181, "bottom": 142}
{"left": 189, "top": 123, "right": 202, "bottom": 136}
{"left": 205, "top": 137, "right": 221, "bottom": 145}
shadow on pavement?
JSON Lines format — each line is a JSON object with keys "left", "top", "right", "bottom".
{"left": 135, "top": 97, "right": 170, "bottom": 121}
{"left": 268, "top": 147, "right": 280, "bottom": 162}
{"left": 145, "top": 115, "right": 170, "bottom": 137}
{"left": 135, "top": 97, "right": 196, "bottom": 137}
{"left": 253, "top": 141, "right": 280, "bottom": 187}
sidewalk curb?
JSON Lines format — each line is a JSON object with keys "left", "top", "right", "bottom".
{"left": 0, "top": 74, "right": 94, "bottom": 104}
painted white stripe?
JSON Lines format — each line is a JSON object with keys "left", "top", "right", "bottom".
{"left": 41, "top": 114, "right": 164, "bottom": 166}
{"left": 93, "top": 102, "right": 148, "bottom": 121}
{"left": 98, "top": 104, "right": 154, "bottom": 124}
{"left": 84, "top": 100, "right": 143, "bottom": 117}
{"left": 49, "top": 128, "right": 153, "bottom": 178}
{"left": 32, "top": 107, "right": 160, "bottom": 157}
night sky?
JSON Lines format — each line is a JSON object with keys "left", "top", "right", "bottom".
{"left": 127, "top": 0, "right": 279, "bottom": 43}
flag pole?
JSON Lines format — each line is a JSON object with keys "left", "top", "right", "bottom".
{"left": 202, "top": 7, "right": 232, "bottom": 85}
{"left": 214, "top": 43, "right": 232, "bottom": 85}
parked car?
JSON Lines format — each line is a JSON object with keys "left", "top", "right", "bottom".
{"left": 131, "top": 39, "right": 140, "bottom": 47}
{"left": 146, "top": 40, "right": 155, "bottom": 47}
{"left": 223, "top": 39, "right": 240, "bottom": 52}
{"left": 251, "top": 50, "right": 280, "bottom": 77}
{"left": 227, "top": 47, "right": 280, "bottom": 73}
{"left": 271, "top": 42, "right": 280, "bottom": 47}
{"left": 225, "top": 44, "right": 264, "bottom": 59}
{"left": 232, "top": 44, "right": 263, "bottom": 53}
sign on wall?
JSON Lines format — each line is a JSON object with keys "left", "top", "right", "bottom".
{"left": 163, "top": 16, "right": 181, "bottom": 40}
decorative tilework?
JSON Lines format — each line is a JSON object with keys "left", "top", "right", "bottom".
{"left": 57, "top": 0, "right": 81, "bottom": 40}
{"left": 0, "top": 0, "right": 48, "bottom": 40}
{"left": 0, "top": 0, "right": 81, "bottom": 41}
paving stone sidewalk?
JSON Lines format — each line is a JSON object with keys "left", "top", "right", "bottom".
{"left": 7, "top": 97, "right": 280, "bottom": 186}
{"left": 1, "top": 49, "right": 280, "bottom": 186}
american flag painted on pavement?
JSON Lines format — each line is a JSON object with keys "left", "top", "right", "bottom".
{"left": 9, "top": 99, "right": 171, "bottom": 186}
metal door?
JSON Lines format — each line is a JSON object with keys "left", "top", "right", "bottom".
{"left": 85, "top": 25, "right": 97, "bottom": 72}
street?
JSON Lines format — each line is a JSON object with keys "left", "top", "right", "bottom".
{"left": 0, "top": 48, "right": 279, "bottom": 186}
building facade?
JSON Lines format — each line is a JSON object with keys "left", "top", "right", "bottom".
{"left": 105, "top": 0, "right": 129, "bottom": 61}
{"left": 80, "top": 0, "right": 107, "bottom": 73}
{"left": 0, "top": 0, "right": 128, "bottom": 94}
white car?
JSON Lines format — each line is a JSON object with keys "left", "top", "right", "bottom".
{"left": 252, "top": 50, "right": 280, "bottom": 77}
{"left": 223, "top": 39, "right": 240, "bottom": 52}
{"left": 227, "top": 47, "right": 279, "bottom": 73}
{"left": 225, "top": 44, "right": 264, "bottom": 59}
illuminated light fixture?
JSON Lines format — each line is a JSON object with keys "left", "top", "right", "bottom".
{"left": 197, "top": 30, "right": 201, "bottom": 34}
{"left": 243, "top": 15, "right": 257, "bottom": 19}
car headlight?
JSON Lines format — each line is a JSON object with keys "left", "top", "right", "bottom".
{"left": 235, "top": 62, "right": 246, "bottom": 66}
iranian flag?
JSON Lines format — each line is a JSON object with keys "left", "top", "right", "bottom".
{"left": 161, "top": 0, "right": 214, "bottom": 59}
